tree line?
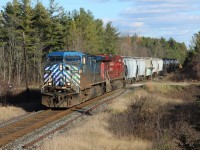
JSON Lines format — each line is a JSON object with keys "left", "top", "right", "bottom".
{"left": 0, "top": 0, "right": 119, "bottom": 85}
{"left": 117, "top": 35, "right": 187, "bottom": 64}
{"left": 0, "top": 0, "right": 188, "bottom": 86}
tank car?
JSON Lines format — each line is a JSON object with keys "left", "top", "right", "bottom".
{"left": 41, "top": 51, "right": 125, "bottom": 108}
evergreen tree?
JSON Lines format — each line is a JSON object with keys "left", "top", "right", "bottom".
{"left": 1, "top": 0, "right": 23, "bottom": 83}
{"left": 191, "top": 31, "right": 200, "bottom": 53}
{"left": 103, "top": 21, "right": 119, "bottom": 54}
{"left": 95, "top": 19, "right": 104, "bottom": 53}
{"left": 47, "top": 0, "right": 65, "bottom": 51}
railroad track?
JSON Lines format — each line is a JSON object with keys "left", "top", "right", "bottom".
{"left": 0, "top": 88, "right": 127, "bottom": 149}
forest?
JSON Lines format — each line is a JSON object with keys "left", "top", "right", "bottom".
{"left": 0, "top": 0, "right": 192, "bottom": 86}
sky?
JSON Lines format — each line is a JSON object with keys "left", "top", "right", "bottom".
{"left": 1, "top": 0, "right": 200, "bottom": 46}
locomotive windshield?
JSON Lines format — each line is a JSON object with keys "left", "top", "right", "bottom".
{"left": 65, "top": 56, "right": 81, "bottom": 65}
{"left": 48, "top": 56, "right": 63, "bottom": 62}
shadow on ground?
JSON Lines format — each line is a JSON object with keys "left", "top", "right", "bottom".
{"left": 0, "top": 88, "right": 47, "bottom": 112}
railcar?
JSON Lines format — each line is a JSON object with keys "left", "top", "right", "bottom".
{"left": 157, "top": 58, "right": 164, "bottom": 74}
{"left": 135, "top": 58, "right": 146, "bottom": 79}
{"left": 144, "top": 58, "right": 153, "bottom": 77}
{"left": 174, "top": 59, "right": 180, "bottom": 70}
{"left": 152, "top": 58, "right": 159, "bottom": 75}
{"left": 171, "top": 59, "right": 180, "bottom": 71}
{"left": 152, "top": 58, "right": 164, "bottom": 75}
{"left": 123, "top": 57, "right": 146, "bottom": 82}
{"left": 163, "top": 58, "right": 170, "bottom": 73}
{"left": 163, "top": 58, "right": 180, "bottom": 73}
{"left": 123, "top": 57, "right": 137, "bottom": 84}
{"left": 41, "top": 51, "right": 125, "bottom": 108}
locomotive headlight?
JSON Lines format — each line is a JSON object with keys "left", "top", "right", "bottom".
{"left": 48, "top": 82, "right": 52, "bottom": 86}
{"left": 59, "top": 64, "right": 63, "bottom": 71}
{"left": 67, "top": 82, "right": 71, "bottom": 86}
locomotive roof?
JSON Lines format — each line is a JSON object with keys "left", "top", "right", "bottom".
{"left": 47, "top": 51, "right": 86, "bottom": 57}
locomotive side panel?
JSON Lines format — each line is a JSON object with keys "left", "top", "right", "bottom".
{"left": 80, "top": 55, "right": 103, "bottom": 90}
{"left": 109, "top": 56, "right": 125, "bottom": 80}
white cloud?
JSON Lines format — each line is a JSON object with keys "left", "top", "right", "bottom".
{"left": 113, "top": 0, "right": 200, "bottom": 45}
{"left": 129, "top": 22, "right": 144, "bottom": 27}
{"left": 84, "top": 0, "right": 200, "bottom": 45}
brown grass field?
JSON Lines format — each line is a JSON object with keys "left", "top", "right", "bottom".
{"left": 40, "top": 83, "right": 200, "bottom": 150}
{"left": 0, "top": 106, "right": 26, "bottom": 121}
{"left": 40, "top": 88, "right": 154, "bottom": 150}
{"left": 1, "top": 82, "right": 199, "bottom": 149}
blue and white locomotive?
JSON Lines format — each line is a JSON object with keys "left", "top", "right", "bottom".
{"left": 41, "top": 51, "right": 83, "bottom": 107}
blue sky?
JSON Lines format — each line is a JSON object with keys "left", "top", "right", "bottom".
{"left": 1, "top": 0, "right": 200, "bottom": 46}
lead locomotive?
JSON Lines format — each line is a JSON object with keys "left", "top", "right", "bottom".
{"left": 41, "top": 51, "right": 125, "bottom": 108}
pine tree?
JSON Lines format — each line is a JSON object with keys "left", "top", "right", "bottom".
{"left": 1, "top": 0, "right": 23, "bottom": 83}
{"left": 47, "top": 0, "right": 65, "bottom": 51}
{"left": 95, "top": 19, "right": 104, "bottom": 53}
{"left": 191, "top": 32, "right": 200, "bottom": 53}
{"left": 103, "top": 22, "right": 119, "bottom": 54}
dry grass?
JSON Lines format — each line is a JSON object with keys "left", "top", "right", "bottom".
{"left": 108, "top": 93, "right": 137, "bottom": 113}
{"left": 0, "top": 106, "right": 26, "bottom": 121}
{"left": 40, "top": 91, "right": 153, "bottom": 150}
{"left": 40, "top": 113, "right": 152, "bottom": 150}
{"left": 109, "top": 84, "right": 200, "bottom": 149}
{"left": 40, "top": 83, "right": 200, "bottom": 150}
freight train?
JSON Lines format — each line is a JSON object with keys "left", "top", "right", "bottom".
{"left": 41, "top": 51, "right": 179, "bottom": 108}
